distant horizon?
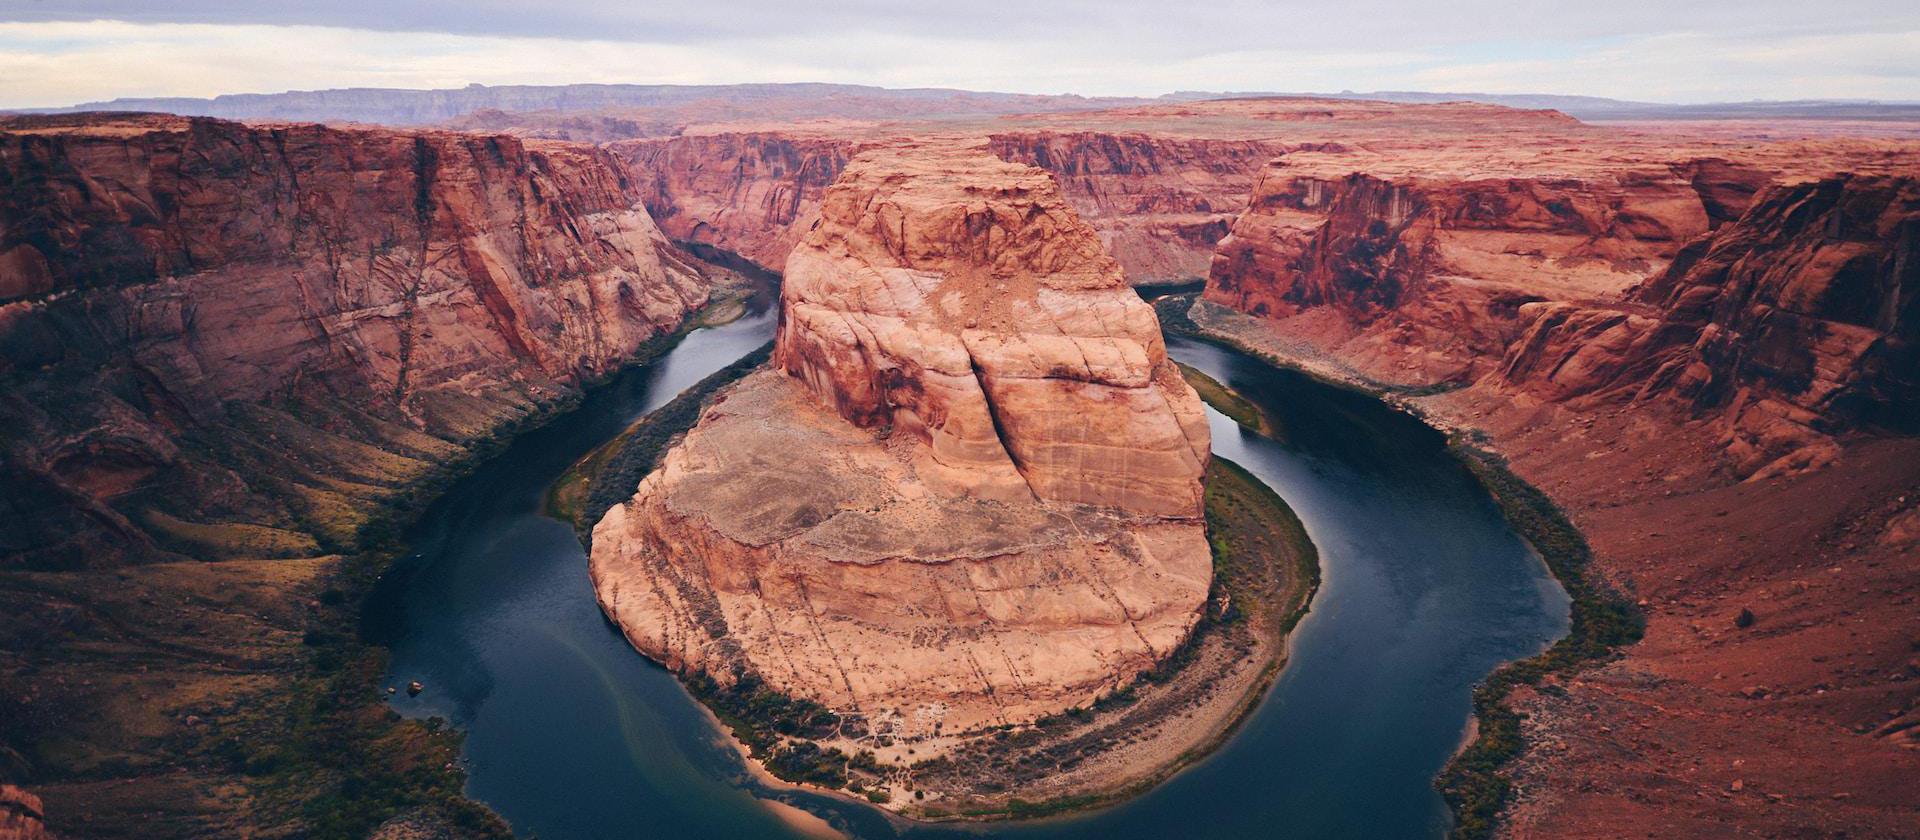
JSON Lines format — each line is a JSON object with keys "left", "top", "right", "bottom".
{"left": 18, "top": 79, "right": 1920, "bottom": 116}
{"left": 1, "top": 5, "right": 1915, "bottom": 108}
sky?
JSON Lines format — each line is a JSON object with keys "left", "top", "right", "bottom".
{"left": 0, "top": 1, "right": 1916, "bottom": 108}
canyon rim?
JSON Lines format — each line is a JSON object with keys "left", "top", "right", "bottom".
{"left": 2, "top": 10, "right": 1919, "bottom": 839}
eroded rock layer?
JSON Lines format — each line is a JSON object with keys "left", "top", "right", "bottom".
{"left": 612, "top": 132, "right": 861, "bottom": 271}
{"left": 985, "top": 132, "right": 1296, "bottom": 283}
{"left": 1178, "top": 102, "right": 1920, "bottom": 838}
{"left": 1203, "top": 152, "right": 1773, "bottom": 383}
{"left": 614, "top": 127, "right": 1292, "bottom": 284}
{"left": 1492, "top": 174, "right": 1918, "bottom": 476}
{"left": 0, "top": 113, "right": 712, "bottom": 567}
{"left": 591, "top": 149, "right": 1211, "bottom": 734}
{"left": 1200, "top": 139, "right": 1918, "bottom": 477}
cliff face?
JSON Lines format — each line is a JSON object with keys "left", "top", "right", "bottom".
{"left": 985, "top": 132, "right": 1296, "bottom": 283}
{"left": 590, "top": 149, "right": 1210, "bottom": 736}
{"left": 0, "top": 786, "right": 47, "bottom": 840}
{"left": 1494, "top": 175, "right": 1919, "bottom": 476}
{"left": 0, "top": 114, "right": 711, "bottom": 568}
{"left": 615, "top": 130, "right": 1290, "bottom": 285}
{"left": 1202, "top": 153, "right": 1772, "bottom": 383}
{"left": 610, "top": 133, "right": 859, "bottom": 270}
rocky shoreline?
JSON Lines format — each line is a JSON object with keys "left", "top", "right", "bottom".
{"left": 559, "top": 361, "right": 1318, "bottom": 819}
{"left": 1160, "top": 291, "right": 1643, "bottom": 838}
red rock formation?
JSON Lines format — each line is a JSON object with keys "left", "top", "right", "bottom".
{"left": 591, "top": 148, "right": 1210, "bottom": 739}
{"left": 775, "top": 150, "right": 1211, "bottom": 514}
{"left": 1184, "top": 106, "right": 1920, "bottom": 838}
{"left": 1494, "top": 175, "right": 1919, "bottom": 476}
{"left": 610, "top": 133, "right": 858, "bottom": 270}
{"left": 986, "top": 132, "right": 1297, "bottom": 283}
{"left": 1202, "top": 153, "right": 1771, "bottom": 383}
{"left": 0, "top": 786, "right": 47, "bottom": 840}
{"left": 0, "top": 113, "right": 712, "bottom": 568}
{"left": 613, "top": 128, "right": 1293, "bottom": 285}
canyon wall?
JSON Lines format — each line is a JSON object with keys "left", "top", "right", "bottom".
{"left": 615, "top": 130, "right": 1288, "bottom": 284}
{"left": 611, "top": 133, "right": 860, "bottom": 270}
{"left": 985, "top": 132, "right": 1295, "bottom": 283}
{"left": 1187, "top": 111, "right": 1920, "bottom": 838}
{"left": 0, "top": 114, "right": 713, "bottom": 568}
{"left": 1202, "top": 153, "right": 1773, "bottom": 383}
{"left": 1493, "top": 174, "right": 1918, "bottom": 476}
{"left": 1199, "top": 152, "right": 1915, "bottom": 476}
{"left": 590, "top": 148, "right": 1211, "bottom": 737}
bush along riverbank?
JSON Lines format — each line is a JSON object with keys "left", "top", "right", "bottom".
{"left": 559, "top": 348, "right": 1322, "bottom": 820}
{"left": 1155, "top": 292, "right": 1644, "bottom": 840}
{"left": 898, "top": 454, "right": 1318, "bottom": 821}
{"left": 547, "top": 344, "right": 894, "bottom": 795}
{"left": 275, "top": 300, "right": 769, "bottom": 838}
{"left": 1434, "top": 444, "right": 1644, "bottom": 840}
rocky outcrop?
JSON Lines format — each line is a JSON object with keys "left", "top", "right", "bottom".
{"left": 590, "top": 149, "right": 1210, "bottom": 735}
{"left": 1203, "top": 153, "right": 1772, "bottom": 383}
{"left": 0, "top": 786, "right": 47, "bottom": 840}
{"left": 1202, "top": 150, "right": 1918, "bottom": 477}
{"left": 1494, "top": 175, "right": 1919, "bottom": 476}
{"left": 611, "top": 133, "right": 859, "bottom": 270}
{"left": 986, "top": 132, "right": 1297, "bottom": 283}
{"left": 0, "top": 113, "right": 712, "bottom": 568}
{"left": 616, "top": 130, "right": 1293, "bottom": 285}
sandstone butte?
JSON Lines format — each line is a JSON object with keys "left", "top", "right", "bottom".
{"left": 4, "top": 94, "right": 1918, "bottom": 839}
{"left": 605, "top": 97, "right": 1919, "bottom": 836}
{"left": 0, "top": 113, "right": 716, "bottom": 568}
{"left": 589, "top": 148, "right": 1213, "bottom": 741}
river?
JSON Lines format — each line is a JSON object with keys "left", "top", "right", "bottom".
{"left": 362, "top": 297, "right": 1569, "bottom": 839}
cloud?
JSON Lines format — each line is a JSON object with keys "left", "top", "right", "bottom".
{"left": 1408, "top": 30, "right": 1920, "bottom": 101}
{"left": 0, "top": 13, "right": 1915, "bottom": 108}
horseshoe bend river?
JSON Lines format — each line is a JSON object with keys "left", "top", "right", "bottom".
{"left": 360, "top": 294, "right": 1570, "bottom": 840}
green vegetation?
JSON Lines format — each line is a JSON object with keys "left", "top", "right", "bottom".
{"left": 1204, "top": 457, "right": 1318, "bottom": 639}
{"left": 141, "top": 509, "right": 324, "bottom": 559}
{"left": 905, "top": 455, "right": 1319, "bottom": 822}
{"left": 227, "top": 627, "right": 510, "bottom": 839}
{"left": 1176, "top": 361, "right": 1276, "bottom": 436}
{"left": 1436, "top": 444, "right": 1643, "bottom": 840}
{"left": 551, "top": 341, "right": 774, "bottom": 538}
{"left": 1161, "top": 290, "right": 1644, "bottom": 839}
{"left": 693, "top": 294, "right": 749, "bottom": 328}
{"left": 209, "top": 303, "right": 764, "bottom": 837}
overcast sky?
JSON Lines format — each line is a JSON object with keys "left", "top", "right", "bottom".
{"left": 1, "top": 1, "right": 1916, "bottom": 107}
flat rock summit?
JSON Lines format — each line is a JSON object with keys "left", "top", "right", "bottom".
{"left": 589, "top": 148, "right": 1212, "bottom": 736}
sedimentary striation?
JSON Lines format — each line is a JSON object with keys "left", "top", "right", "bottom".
{"left": 984, "top": 132, "right": 1295, "bottom": 283}
{"left": 1182, "top": 101, "right": 1920, "bottom": 839}
{"left": 614, "top": 126, "right": 1293, "bottom": 284}
{"left": 1203, "top": 149, "right": 1916, "bottom": 478}
{"left": 1202, "top": 151, "right": 1774, "bottom": 384}
{"left": 1493, "top": 174, "right": 1918, "bottom": 477}
{"left": 0, "top": 112, "right": 713, "bottom": 566}
{"left": 612, "top": 132, "right": 861, "bottom": 270}
{"left": 590, "top": 148, "right": 1211, "bottom": 736}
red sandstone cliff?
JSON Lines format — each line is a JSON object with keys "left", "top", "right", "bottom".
{"left": 1201, "top": 152, "right": 1775, "bottom": 384}
{"left": 985, "top": 132, "right": 1296, "bottom": 283}
{"left": 1494, "top": 175, "right": 1918, "bottom": 476}
{"left": 0, "top": 114, "right": 714, "bottom": 568}
{"left": 1189, "top": 114, "right": 1920, "bottom": 838}
{"left": 612, "top": 129, "right": 1292, "bottom": 285}
{"left": 610, "top": 133, "right": 859, "bottom": 270}
{"left": 590, "top": 148, "right": 1211, "bottom": 743}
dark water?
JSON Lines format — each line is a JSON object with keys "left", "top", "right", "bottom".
{"left": 364, "top": 310, "right": 1569, "bottom": 839}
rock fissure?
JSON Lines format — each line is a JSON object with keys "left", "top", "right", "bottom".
{"left": 590, "top": 147, "right": 1212, "bottom": 739}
